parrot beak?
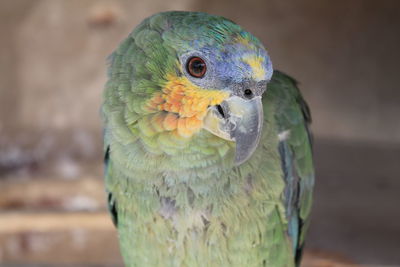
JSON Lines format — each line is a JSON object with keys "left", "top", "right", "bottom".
{"left": 203, "top": 95, "right": 263, "bottom": 165}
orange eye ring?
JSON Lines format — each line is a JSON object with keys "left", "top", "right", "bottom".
{"left": 186, "top": 57, "right": 207, "bottom": 78}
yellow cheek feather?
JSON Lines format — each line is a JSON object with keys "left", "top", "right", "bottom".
{"left": 243, "top": 55, "right": 266, "bottom": 81}
{"left": 145, "top": 74, "right": 229, "bottom": 138}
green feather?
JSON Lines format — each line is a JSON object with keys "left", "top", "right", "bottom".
{"left": 102, "top": 11, "right": 314, "bottom": 267}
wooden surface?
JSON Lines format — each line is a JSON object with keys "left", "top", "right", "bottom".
{"left": 0, "top": 178, "right": 359, "bottom": 266}
{"left": 0, "top": 211, "right": 358, "bottom": 266}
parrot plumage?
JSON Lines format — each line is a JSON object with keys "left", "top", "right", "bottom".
{"left": 102, "top": 11, "right": 314, "bottom": 267}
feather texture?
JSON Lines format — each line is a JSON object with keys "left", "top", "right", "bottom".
{"left": 102, "top": 11, "right": 314, "bottom": 267}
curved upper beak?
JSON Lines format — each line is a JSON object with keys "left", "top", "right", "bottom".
{"left": 203, "top": 95, "right": 263, "bottom": 165}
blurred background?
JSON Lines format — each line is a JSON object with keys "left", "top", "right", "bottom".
{"left": 0, "top": 0, "right": 399, "bottom": 266}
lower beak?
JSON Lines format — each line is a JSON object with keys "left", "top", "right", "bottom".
{"left": 203, "top": 95, "right": 263, "bottom": 165}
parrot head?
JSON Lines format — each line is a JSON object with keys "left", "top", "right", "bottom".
{"left": 106, "top": 11, "right": 273, "bottom": 166}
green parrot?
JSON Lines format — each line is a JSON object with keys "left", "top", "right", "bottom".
{"left": 102, "top": 11, "right": 314, "bottom": 267}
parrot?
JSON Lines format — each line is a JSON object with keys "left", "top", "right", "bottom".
{"left": 102, "top": 11, "right": 314, "bottom": 267}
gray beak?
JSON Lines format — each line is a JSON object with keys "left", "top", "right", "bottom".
{"left": 203, "top": 95, "right": 263, "bottom": 165}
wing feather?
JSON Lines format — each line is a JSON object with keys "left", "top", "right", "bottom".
{"left": 265, "top": 70, "right": 315, "bottom": 265}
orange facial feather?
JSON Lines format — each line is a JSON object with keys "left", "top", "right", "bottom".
{"left": 147, "top": 74, "right": 229, "bottom": 138}
{"left": 162, "top": 112, "right": 178, "bottom": 131}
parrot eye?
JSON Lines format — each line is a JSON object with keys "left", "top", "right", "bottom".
{"left": 186, "top": 57, "right": 207, "bottom": 78}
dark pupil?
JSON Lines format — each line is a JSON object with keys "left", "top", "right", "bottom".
{"left": 191, "top": 60, "right": 205, "bottom": 74}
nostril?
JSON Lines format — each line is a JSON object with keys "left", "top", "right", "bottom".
{"left": 216, "top": 105, "right": 225, "bottom": 118}
{"left": 244, "top": 89, "right": 253, "bottom": 98}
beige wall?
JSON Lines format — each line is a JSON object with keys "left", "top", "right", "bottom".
{"left": 1, "top": 0, "right": 399, "bottom": 159}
